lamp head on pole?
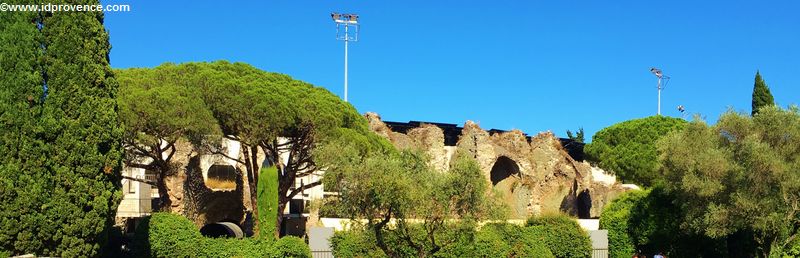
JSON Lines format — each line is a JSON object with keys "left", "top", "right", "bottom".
{"left": 332, "top": 12, "right": 358, "bottom": 24}
{"left": 650, "top": 67, "right": 663, "bottom": 78}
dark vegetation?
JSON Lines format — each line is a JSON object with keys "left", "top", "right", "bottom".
{"left": 132, "top": 213, "right": 310, "bottom": 257}
{"left": 0, "top": 2, "right": 124, "bottom": 256}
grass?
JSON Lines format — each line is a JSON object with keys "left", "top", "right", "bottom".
{"left": 205, "top": 177, "right": 237, "bottom": 190}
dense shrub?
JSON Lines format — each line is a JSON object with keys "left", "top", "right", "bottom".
{"left": 599, "top": 187, "right": 726, "bottom": 258}
{"left": 478, "top": 223, "right": 554, "bottom": 258}
{"left": 331, "top": 230, "right": 385, "bottom": 258}
{"left": 134, "top": 213, "right": 310, "bottom": 257}
{"left": 332, "top": 223, "right": 555, "bottom": 258}
{"left": 598, "top": 190, "right": 644, "bottom": 258}
{"left": 526, "top": 214, "right": 592, "bottom": 258}
{"left": 273, "top": 236, "right": 312, "bottom": 258}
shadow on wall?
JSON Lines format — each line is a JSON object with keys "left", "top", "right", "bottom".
{"left": 559, "top": 179, "right": 593, "bottom": 219}
{"left": 182, "top": 156, "right": 252, "bottom": 236}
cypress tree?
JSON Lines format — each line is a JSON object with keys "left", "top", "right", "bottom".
{"left": 0, "top": 1, "right": 123, "bottom": 256}
{"left": 0, "top": 5, "right": 50, "bottom": 256}
{"left": 751, "top": 71, "right": 775, "bottom": 116}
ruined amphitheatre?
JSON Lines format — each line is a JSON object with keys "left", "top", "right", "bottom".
{"left": 136, "top": 111, "right": 630, "bottom": 236}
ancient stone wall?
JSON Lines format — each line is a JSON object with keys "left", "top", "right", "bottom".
{"left": 365, "top": 112, "right": 627, "bottom": 218}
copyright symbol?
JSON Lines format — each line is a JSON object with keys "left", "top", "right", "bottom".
{"left": 0, "top": 3, "right": 9, "bottom": 11}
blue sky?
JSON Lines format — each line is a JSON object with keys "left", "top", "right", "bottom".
{"left": 103, "top": 0, "right": 799, "bottom": 141}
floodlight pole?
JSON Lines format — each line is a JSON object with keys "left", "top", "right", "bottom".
{"left": 344, "top": 25, "right": 348, "bottom": 102}
{"left": 650, "top": 67, "right": 667, "bottom": 116}
{"left": 332, "top": 13, "right": 359, "bottom": 103}
{"left": 657, "top": 76, "right": 662, "bottom": 115}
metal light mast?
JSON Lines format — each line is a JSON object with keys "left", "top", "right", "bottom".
{"left": 650, "top": 67, "right": 670, "bottom": 115}
{"left": 331, "top": 12, "right": 359, "bottom": 102}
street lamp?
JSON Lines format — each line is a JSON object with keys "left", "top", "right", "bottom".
{"left": 650, "top": 67, "right": 671, "bottom": 115}
{"left": 331, "top": 12, "right": 360, "bottom": 102}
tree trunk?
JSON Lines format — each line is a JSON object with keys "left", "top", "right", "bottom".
{"left": 277, "top": 194, "right": 289, "bottom": 237}
{"left": 243, "top": 145, "right": 260, "bottom": 236}
{"left": 156, "top": 173, "right": 172, "bottom": 212}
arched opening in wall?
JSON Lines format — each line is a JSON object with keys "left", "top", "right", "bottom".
{"left": 206, "top": 164, "right": 237, "bottom": 190}
{"left": 491, "top": 156, "right": 520, "bottom": 186}
{"left": 577, "top": 190, "right": 592, "bottom": 219}
{"left": 490, "top": 156, "right": 528, "bottom": 218}
{"left": 200, "top": 221, "right": 244, "bottom": 239}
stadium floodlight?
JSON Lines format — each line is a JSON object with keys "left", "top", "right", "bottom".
{"left": 650, "top": 67, "right": 671, "bottom": 115}
{"left": 331, "top": 12, "right": 360, "bottom": 102}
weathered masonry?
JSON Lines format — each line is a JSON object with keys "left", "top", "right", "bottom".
{"left": 367, "top": 113, "right": 627, "bottom": 219}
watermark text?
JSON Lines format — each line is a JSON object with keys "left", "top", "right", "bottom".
{"left": 1, "top": 3, "right": 131, "bottom": 12}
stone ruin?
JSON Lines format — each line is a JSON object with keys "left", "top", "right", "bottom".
{"left": 117, "top": 112, "right": 631, "bottom": 238}
{"left": 366, "top": 112, "right": 628, "bottom": 218}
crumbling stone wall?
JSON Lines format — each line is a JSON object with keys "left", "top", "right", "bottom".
{"left": 157, "top": 139, "right": 259, "bottom": 234}
{"left": 365, "top": 112, "right": 627, "bottom": 218}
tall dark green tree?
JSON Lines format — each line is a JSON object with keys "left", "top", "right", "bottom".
{"left": 0, "top": 2, "right": 123, "bottom": 257}
{"left": 751, "top": 71, "right": 775, "bottom": 116}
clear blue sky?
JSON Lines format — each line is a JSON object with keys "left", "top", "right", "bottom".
{"left": 103, "top": 0, "right": 799, "bottom": 140}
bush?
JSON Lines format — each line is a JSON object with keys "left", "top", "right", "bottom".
{"left": 526, "top": 214, "right": 592, "bottom": 258}
{"left": 332, "top": 223, "right": 555, "bottom": 258}
{"left": 134, "top": 213, "right": 310, "bottom": 257}
{"left": 598, "top": 190, "right": 645, "bottom": 258}
{"left": 478, "top": 223, "right": 554, "bottom": 258}
{"left": 134, "top": 213, "right": 201, "bottom": 257}
{"left": 599, "top": 187, "right": 726, "bottom": 258}
{"left": 331, "top": 230, "right": 386, "bottom": 258}
{"left": 273, "top": 236, "right": 312, "bottom": 258}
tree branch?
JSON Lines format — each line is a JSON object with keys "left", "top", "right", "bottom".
{"left": 121, "top": 175, "right": 156, "bottom": 186}
{"left": 287, "top": 180, "right": 322, "bottom": 199}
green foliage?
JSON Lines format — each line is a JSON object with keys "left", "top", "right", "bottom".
{"left": 751, "top": 71, "right": 775, "bottom": 116}
{"left": 477, "top": 223, "right": 554, "bottom": 258}
{"left": 600, "top": 188, "right": 726, "bottom": 258}
{"left": 273, "top": 236, "right": 312, "bottom": 258}
{"left": 319, "top": 139, "right": 505, "bottom": 256}
{"left": 658, "top": 106, "right": 800, "bottom": 257}
{"left": 116, "top": 61, "right": 368, "bottom": 236}
{"left": 566, "top": 127, "right": 585, "bottom": 143}
{"left": 134, "top": 213, "right": 310, "bottom": 258}
{"left": 257, "top": 166, "right": 279, "bottom": 239}
{"left": 0, "top": 3, "right": 123, "bottom": 257}
{"left": 115, "top": 65, "right": 221, "bottom": 210}
{"left": 599, "top": 190, "right": 644, "bottom": 258}
{"left": 331, "top": 230, "right": 386, "bottom": 258}
{"left": 332, "top": 223, "right": 554, "bottom": 258}
{"left": 585, "top": 116, "right": 686, "bottom": 186}
{"left": 525, "top": 214, "right": 592, "bottom": 258}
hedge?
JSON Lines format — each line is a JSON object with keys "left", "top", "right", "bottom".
{"left": 332, "top": 223, "right": 555, "bottom": 258}
{"left": 598, "top": 190, "right": 645, "bottom": 258}
{"left": 526, "top": 214, "right": 592, "bottom": 258}
{"left": 133, "top": 213, "right": 310, "bottom": 258}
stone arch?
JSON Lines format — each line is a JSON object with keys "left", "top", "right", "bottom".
{"left": 490, "top": 156, "right": 530, "bottom": 218}
{"left": 205, "top": 164, "right": 237, "bottom": 190}
{"left": 200, "top": 221, "right": 244, "bottom": 238}
{"left": 490, "top": 156, "right": 520, "bottom": 186}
